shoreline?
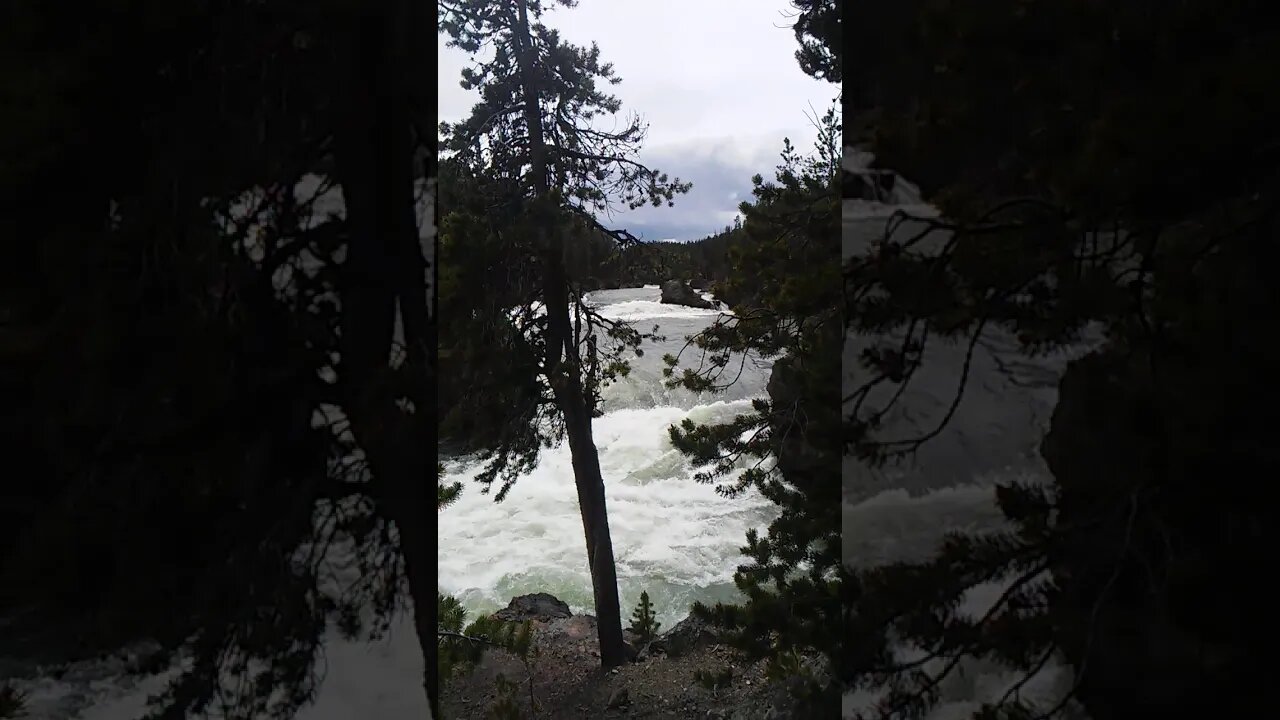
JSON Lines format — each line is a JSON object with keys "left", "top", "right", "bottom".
{"left": 440, "top": 593, "right": 807, "bottom": 720}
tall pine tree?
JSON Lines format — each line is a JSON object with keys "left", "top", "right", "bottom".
{"left": 658, "top": 2, "right": 843, "bottom": 710}
{"left": 664, "top": 106, "right": 842, "bottom": 711}
{"left": 438, "top": 0, "right": 689, "bottom": 668}
{"left": 659, "top": 3, "right": 843, "bottom": 704}
{"left": 1, "top": 0, "right": 438, "bottom": 716}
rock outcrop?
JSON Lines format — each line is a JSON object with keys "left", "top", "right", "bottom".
{"left": 491, "top": 592, "right": 572, "bottom": 622}
{"left": 444, "top": 592, "right": 832, "bottom": 718}
{"left": 765, "top": 331, "right": 839, "bottom": 482}
{"left": 648, "top": 613, "right": 721, "bottom": 658}
{"left": 1042, "top": 349, "right": 1264, "bottom": 720}
{"left": 659, "top": 279, "right": 716, "bottom": 309}
{"left": 766, "top": 354, "right": 818, "bottom": 478}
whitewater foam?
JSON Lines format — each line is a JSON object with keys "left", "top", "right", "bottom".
{"left": 592, "top": 298, "right": 725, "bottom": 322}
{"left": 440, "top": 286, "right": 775, "bottom": 629}
{"left": 439, "top": 398, "right": 775, "bottom": 629}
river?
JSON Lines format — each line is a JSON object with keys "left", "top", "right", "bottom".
{"left": 437, "top": 286, "right": 779, "bottom": 631}
{"left": 842, "top": 151, "right": 1094, "bottom": 719}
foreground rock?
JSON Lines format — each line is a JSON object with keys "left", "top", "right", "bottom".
{"left": 659, "top": 279, "right": 717, "bottom": 309}
{"left": 442, "top": 593, "right": 816, "bottom": 719}
{"left": 491, "top": 592, "right": 572, "bottom": 622}
{"left": 648, "top": 614, "right": 720, "bottom": 658}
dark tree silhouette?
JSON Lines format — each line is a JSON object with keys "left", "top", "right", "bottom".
{"left": 1, "top": 1, "right": 436, "bottom": 716}
{"left": 843, "top": 1, "right": 1278, "bottom": 718}
{"left": 438, "top": 0, "right": 689, "bottom": 669}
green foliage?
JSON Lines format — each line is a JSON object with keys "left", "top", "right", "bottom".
{"left": 843, "top": 1, "right": 1280, "bottom": 718}
{"left": 788, "top": 0, "right": 840, "bottom": 83}
{"left": 437, "top": 199, "right": 665, "bottom": 498}
{"left": 664, "top": 104, "right": 842, "bottom": 710}
{"left": 488, "top": 674, "right": 523, "bottom": 719}
{"left": 435, "top": 159, "right": 554, "bottom": 474}
{"left": 440, "top": 0, "right": 691, "bottom": 670}
{"left": 438, "top": 464, "right": 462, "bottom": 510}
{"left": 438, "top": 1, "right": 690, "bottom": 216}
{"left": 438, "top": 594, "right": 534, "bottom": 681}
{"left": 626, "top": 590, "right": 661, "bottom": 643}
{"left": 437, "top": 1, "right": 685, "bottom": 503}
{"left": 764, "top": 648, "right": 834, "bottom": 713}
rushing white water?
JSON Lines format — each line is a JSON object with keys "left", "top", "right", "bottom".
{"left": 842, "top": 149, "right": 1094, "bottom": 719}
{"left": 438, "top": 287, "right": 778, "bottom": 630}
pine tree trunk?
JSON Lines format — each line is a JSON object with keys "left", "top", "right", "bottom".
{"left": 562, "top": 382, "right": 628, "bottom": 667}
{"left": 334, "top": 3, "right": 438, "bottom": 715}
{"left": 512, "top": 0, "right": 628, "bottom": 669}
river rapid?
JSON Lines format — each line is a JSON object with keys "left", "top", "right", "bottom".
{"left": 438, "top": 286, "right": 780, "bottom": 631}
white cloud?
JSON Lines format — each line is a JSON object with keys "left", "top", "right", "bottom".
{"left": 438, "top": 0, "right": 836, "bottom": 240}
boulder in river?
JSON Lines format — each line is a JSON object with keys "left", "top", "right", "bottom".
{"left": 492, "top": 592, "right": 573, "bottom": 622}
{"left": 659, "top": 279, "right": 716, "bottom": 309}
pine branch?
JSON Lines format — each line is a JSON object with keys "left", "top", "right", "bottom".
{"left": 437, "top": 630, "right": 508, "bottom": 648}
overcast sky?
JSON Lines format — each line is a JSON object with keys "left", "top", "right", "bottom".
{"left": 438, "top": 0, "right": 837, "bottom": 242}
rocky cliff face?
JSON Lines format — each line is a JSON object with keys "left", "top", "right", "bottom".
{"left": 440, "top": 594, "right": 816, "bottom": 719}
{"left": 767, "top": 353, "right": 828, "bottom": 481}
{"left": 1042, "top": 346, "right": 1265, "bottom": 720}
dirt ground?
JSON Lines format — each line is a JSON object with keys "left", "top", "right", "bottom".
{"left": 440, "top": 614, "right": 794, "bottom": 719}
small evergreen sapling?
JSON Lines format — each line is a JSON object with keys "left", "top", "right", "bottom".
{"left": 626, "top": 591, "right": 661, "bottom": 644}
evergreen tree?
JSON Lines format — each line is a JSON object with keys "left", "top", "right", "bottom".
{"left": 657, "top": 2, "right": 842, "bottom": 710}
{"left": 663, "top": 104, "right": 842, "bottom": 712}
{"left": 843, "top": 1, "right": 1278, "bottom": 718}
{"left": 1, "top": 1, "right": 438, "bottom": 716}
{"left": 788, "top": 0, "right": 840, "bottom": 83}
{"left": 438, "top": 0, "right": 689, "bottom": 668}
{"left": 626, "top": 590, "right": 661, "bottom": 644}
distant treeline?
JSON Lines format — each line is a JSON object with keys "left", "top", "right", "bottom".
{"left": 570, "top": 221, "right": 746, "bottom": 295}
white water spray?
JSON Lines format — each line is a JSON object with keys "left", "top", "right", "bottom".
{"left": 439, "top": 287, "right": 777, "bottom": 630}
